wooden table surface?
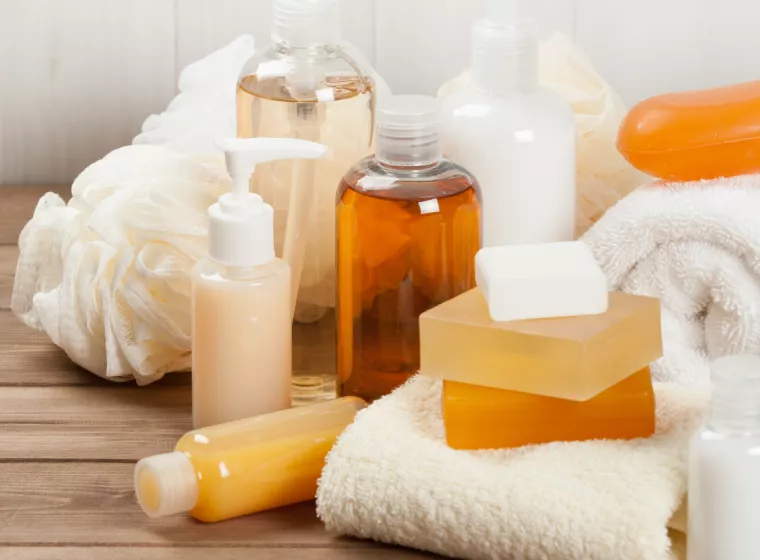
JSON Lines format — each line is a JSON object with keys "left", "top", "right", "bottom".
{"left": 0, "top": 187, "right": 437, "bottom": 560}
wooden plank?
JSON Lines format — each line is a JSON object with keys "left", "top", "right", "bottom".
{"left": 0, "top": 246, "right": 17, "bottom": 310}
{"left": 175, "top": 0, "right": 376, "bottom": 75}
{"left": 0, "top": 462, "right": 359, "bottom": 547}
{"left": 0, "top": 386, "right": 191, "bottom": 460}
{"left": 0, "top": 186, "right": 69, "bottom": 245}
{"left": 0, "top": 548, "right": 438, "bottom": 560}
{"left": 375, "top": 0, "right": 576, "bottom": 95}
{"left": 0, "top": 387, "right": 188, "bottom": 455}
{"left": 0, "top": 1, "right": 176, "bottom": 185}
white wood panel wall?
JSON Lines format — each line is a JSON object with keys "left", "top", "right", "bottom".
{"left": 2, "top": 0, "right": 760, "bottom": 184}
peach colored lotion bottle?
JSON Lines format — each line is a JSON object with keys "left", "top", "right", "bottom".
{"left": 192, "top": 138, "right": 327, "bottom": 428}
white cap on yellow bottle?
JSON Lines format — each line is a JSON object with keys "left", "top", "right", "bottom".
{"left": 210, "top": 138, "right": 327, "bottom": 268}
{"left": 134, "top": 451, "right": 198, "bottom": 518}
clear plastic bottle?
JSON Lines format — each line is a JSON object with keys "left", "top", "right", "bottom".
{"left": 135, "top": 397, "right": 366, "bottom": 522}
{"left": 336, "top": 96, "right": 481, "bottom": 402}
{"left": 439, "top": 0, "right": 576, "bottom": 247}
{"left": 688, "top": 355, "right": 760, "bottom": 560}
{"left": 192, "top": 138, "right": 326, "bottom": 429}
{"left": 237, "top": 0, "right": 376, "bottom": 317}
{"left": 237, "top": 0, "right": 377, "bottom": 405}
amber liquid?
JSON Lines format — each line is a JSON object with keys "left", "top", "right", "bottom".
{"left": 337, "top": 165, "right": 480, "bottom": 401}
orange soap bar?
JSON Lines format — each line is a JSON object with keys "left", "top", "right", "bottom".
{"left": 442, "top": 367, "right": 656, "bottom": 450}
{"left": 419, "top": 289, "right": 662, "bottom": 401}
{"left": 617, "top": 80, "right": 760, "bottom": 181}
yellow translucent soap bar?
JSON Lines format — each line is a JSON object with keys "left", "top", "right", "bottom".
{"left": 419, "top": 289, "right": 662, "bottom": 401}
{"left": 442, "top": 367, "right": 656, "bottom": 450}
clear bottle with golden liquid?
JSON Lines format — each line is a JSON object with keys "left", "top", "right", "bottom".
{"left": 236, "top": 0, "right": 376, "bottom": 405}
{"left": 337, "top": 96, "right": 481, "bottom": 402}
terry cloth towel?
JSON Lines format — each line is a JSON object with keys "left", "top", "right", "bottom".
{"left": 317, "top": 375, "right": 707, "bottom": 560}
{"left": 582, "top": 178, "right": 760, "bottom": 387}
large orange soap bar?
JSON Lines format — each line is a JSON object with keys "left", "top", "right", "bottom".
{"left": 442, "top": 368, "right": 655, "bottom": 450}
{"left": 419, "top": 289, "right": 662, "bottom": 401}
{"left": 618, "top": 80, "right": 760, "bottom": 181}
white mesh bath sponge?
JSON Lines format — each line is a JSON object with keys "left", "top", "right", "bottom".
{"left": 12, "top": 145, "right": 229, "bottom": 383}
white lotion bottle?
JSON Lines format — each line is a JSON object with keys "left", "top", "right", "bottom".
{"left": 688, "top": 355, "right": 760, "bottom": 560}
{"left": 192, "top": 138, "right": 327, "bottom": 428}
{"left": 439, "top": 0, "right": 576, "bottom": 246}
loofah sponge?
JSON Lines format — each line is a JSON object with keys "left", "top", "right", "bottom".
{"left": 12, "top": 145, "right": 229, "bottom": 383}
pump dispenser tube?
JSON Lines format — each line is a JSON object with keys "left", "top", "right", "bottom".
{"left": 192, "top": 138, "right": 326, "bottom": 428}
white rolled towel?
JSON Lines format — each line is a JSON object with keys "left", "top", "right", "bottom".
{"left": 582, "top": 177, "right": 760, "bottom": 387}
{"left": 317, "top": 375, "right": 706, "bottom": 560}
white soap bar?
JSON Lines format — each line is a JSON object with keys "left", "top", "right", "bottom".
{"left": 475, "top": 242, "right": 609, "bottom": 321}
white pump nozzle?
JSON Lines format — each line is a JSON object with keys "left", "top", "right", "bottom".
{"left": 216, "top": 138, "right": 328, "bottom": 201}
{"left": 210, "top": 138, "right": 328, "bottom": 268}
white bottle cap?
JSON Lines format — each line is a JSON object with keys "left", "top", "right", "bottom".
{"left": 472, "top": 0, "right": 539, "bottom": 93}
{"left": 375, "top": 95, "right": 442, "bottom": 167}
{"left": 272, "top": 0, "right": 341, "bottom": 48}
{"left": 211, "top": 138, "right": 328, "bottom": 268}
{"left": 134, "top": 451, "right": 198, "bottom": 518}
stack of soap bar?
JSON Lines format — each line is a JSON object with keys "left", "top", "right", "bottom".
{"left": 475, "top": 242, "right": 609, "bottom": 321}
{"left": 422, "top": 241, "right": 663, "bottom": 450}
{"left": 442, "top": 367, "right": 656, "bottom": 450}
{"left": 420, "top": 289, "right": 662, "bottom": 401}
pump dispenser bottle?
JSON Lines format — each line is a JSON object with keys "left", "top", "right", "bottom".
{"left": 688, "top": 355, "right": 760, "bottom": 560}
{"left": 337, "top": 95, "right": 481, "bottom": 402}
{"left": 237, "top": 0, "right": 376, "bottom": 322}
{"left": 192, "top": 138, "right": 327, "bottom": 428}
{"left": 439, "top": 0, "right": 576, "bottom": 246}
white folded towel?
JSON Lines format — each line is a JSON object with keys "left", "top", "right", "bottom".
{"left": 582, "top": 177, "right": 760, "bottom": 387}
{"left": 317, "top": 375, "right": 707, "bottom": 560}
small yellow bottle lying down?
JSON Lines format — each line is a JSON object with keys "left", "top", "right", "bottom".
{"left": 134, "top": 397, "right": 366, "bottom": 522}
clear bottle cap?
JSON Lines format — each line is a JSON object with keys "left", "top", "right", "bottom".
{"left": 134, "top": 451, "right": 198, "bottom": 518}
{"left": 272, "top": 0, "right": 341, "bottom": 48}
{"left": 710, "top": 355, "right": 760, "bottom": 433}
{"left": 375, "top": 95, "right": 442, "bottom": 167}
{"left": 472, "top": 0, "right": 539, "bottom": 93}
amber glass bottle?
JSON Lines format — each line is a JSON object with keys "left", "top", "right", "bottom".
{"left": 336, "top": 95, "right": 481, "bottom": 401}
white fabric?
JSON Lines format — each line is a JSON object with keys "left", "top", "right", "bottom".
{"left": 317, "top": 375, "right": 706, "bottom": 560}
{"left": 438, "top": 33, "right": 648, "bottom": 237}
{"left": 582, "top": 177, "right": 760, "bottom": 387}
{"left": 12, "top": 146, "right": 229, "bottom": 383}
